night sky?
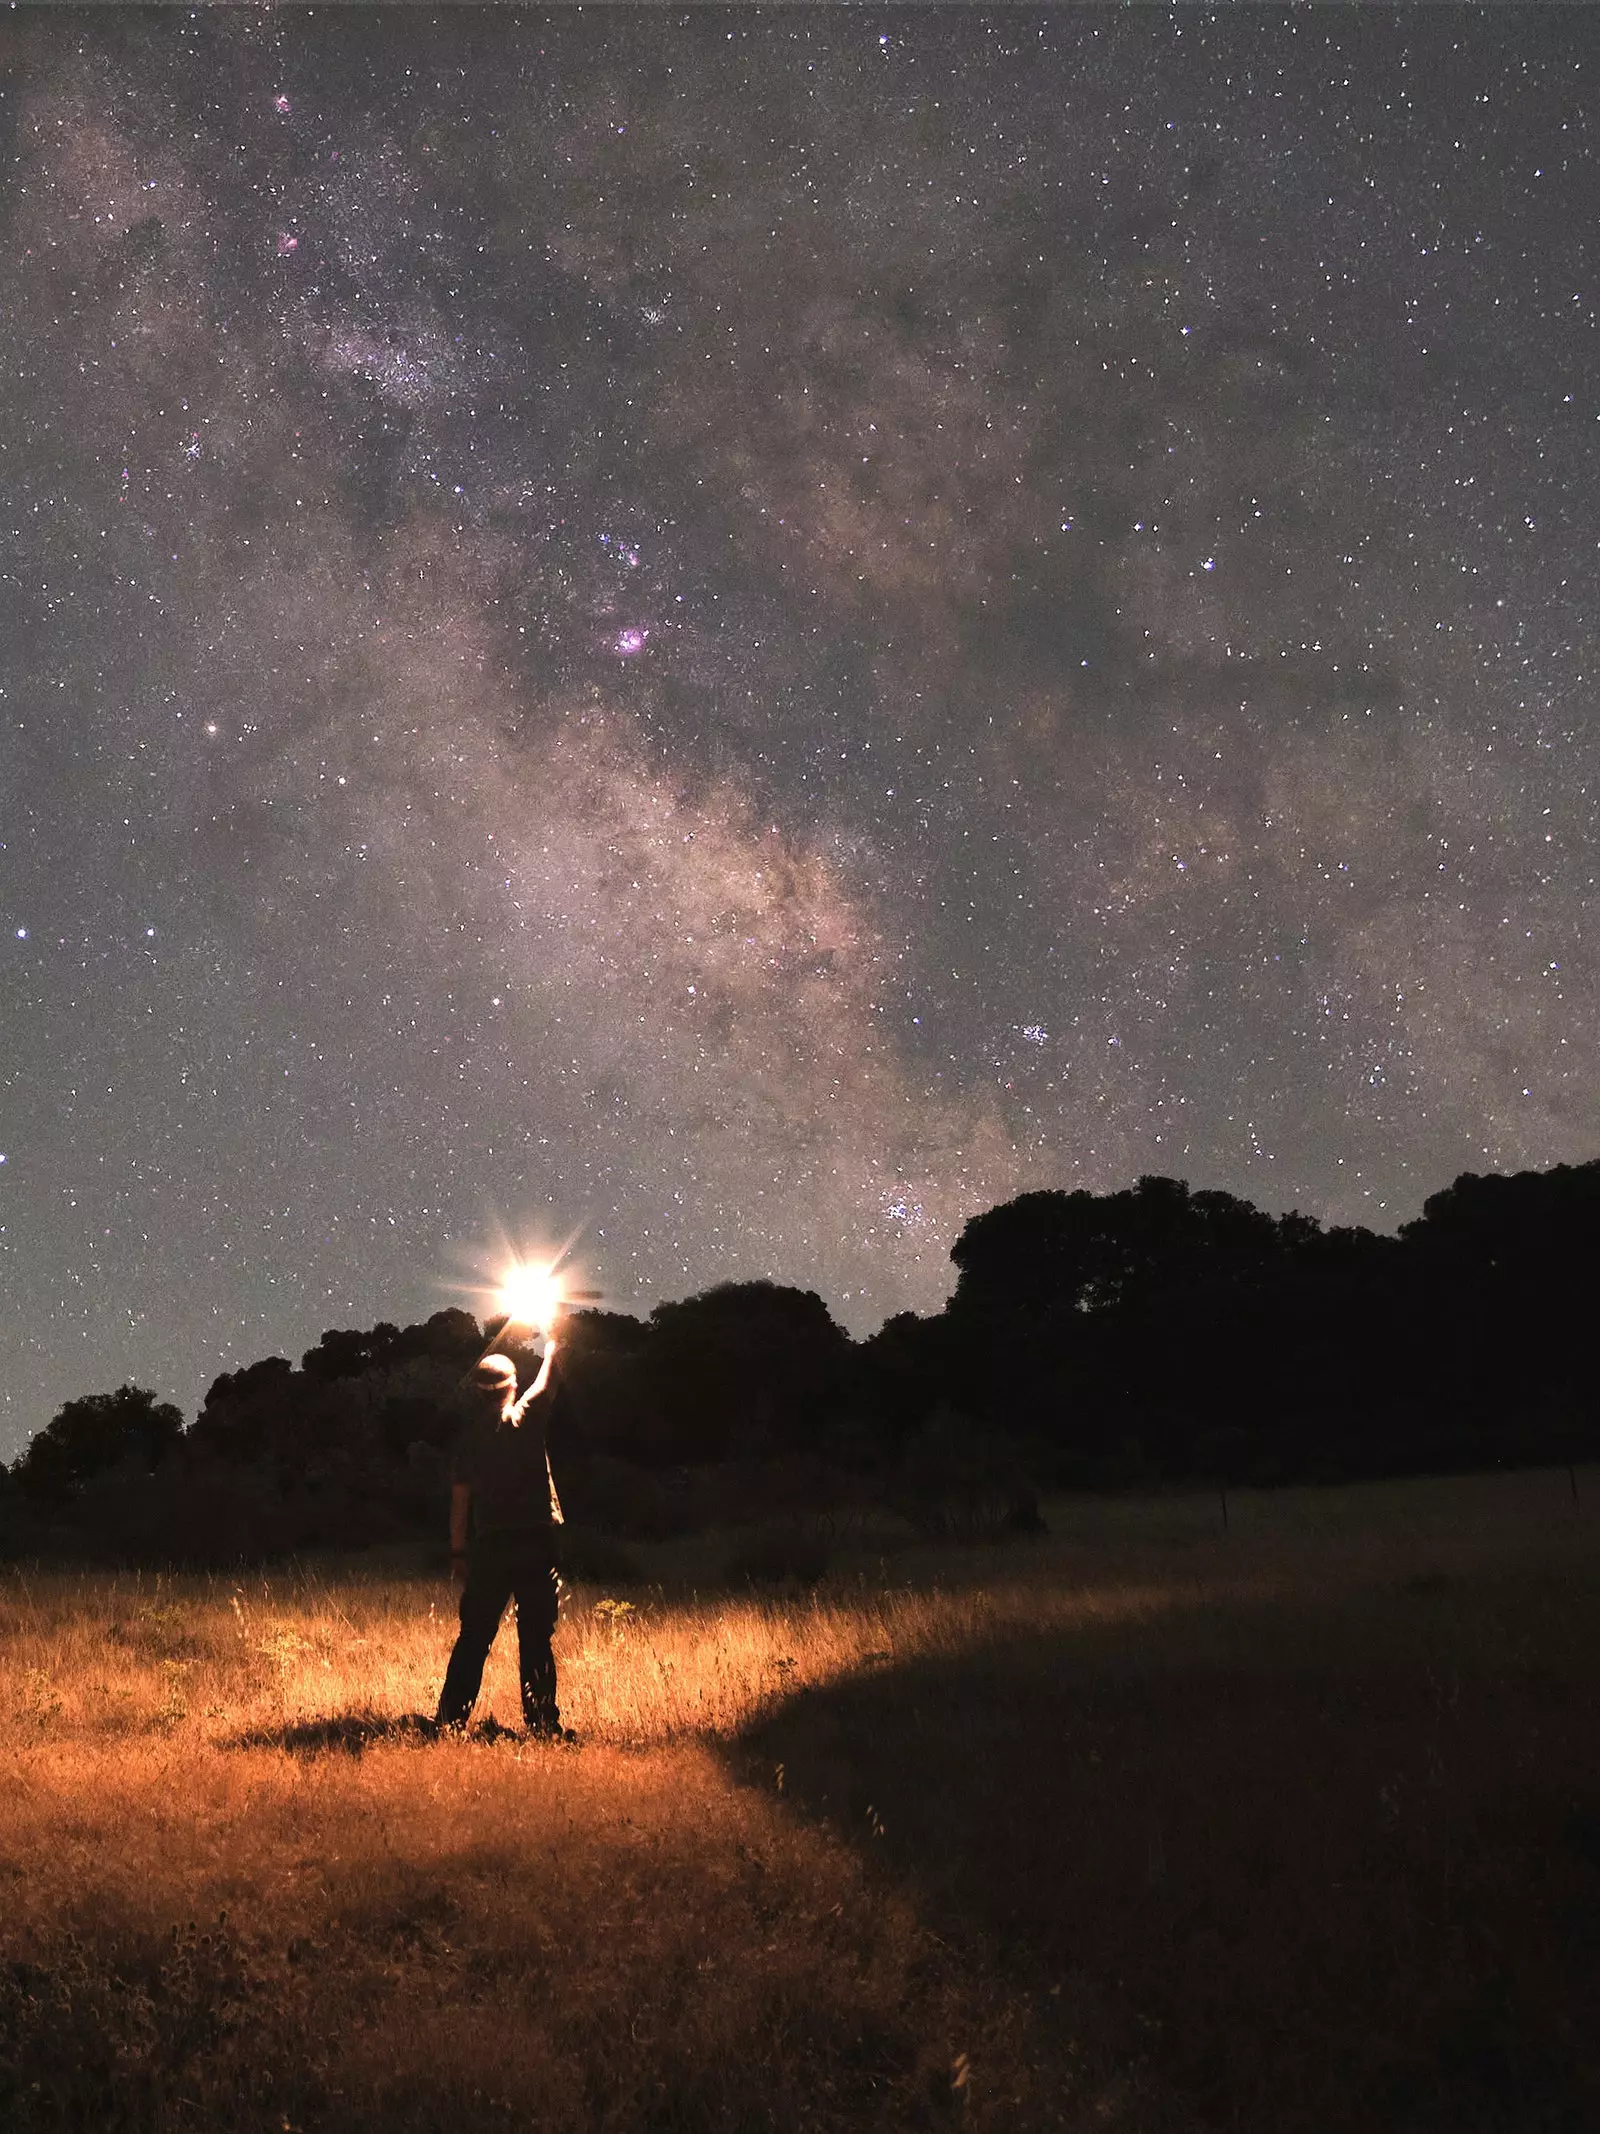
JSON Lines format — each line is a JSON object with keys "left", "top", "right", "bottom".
{"left": 2, "top": 8, "right": 1595, "bottom": 1457}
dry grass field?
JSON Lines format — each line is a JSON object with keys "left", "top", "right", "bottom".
{"left": 3, "top": 1467, "right": 1598, "bottom": 2132}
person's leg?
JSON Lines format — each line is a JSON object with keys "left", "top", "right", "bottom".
{"left": 510, "top": 1546, "right": 562, "bottom": 1733}
{"left": 435, "top": 1547, "right": 513, "bottom": 1728}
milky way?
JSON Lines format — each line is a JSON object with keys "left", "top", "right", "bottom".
{"left": 2, "top": 10, "right": 1595, "bottom": 1452}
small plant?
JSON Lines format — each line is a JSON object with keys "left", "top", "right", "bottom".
{"left": 254, "top": 1623, "right": 314, "bottom": 1700}
{"left": 19, "top": 1666, "right": 63, "bottom": 1729}
{"left": 591, "top": 1596, "right": 637, "bottom": 1641}
{"left": 157, "top": 1658, "right": 192, "bottom": 1728}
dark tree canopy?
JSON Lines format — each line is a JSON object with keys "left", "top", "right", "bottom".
{"left": 950, "top": 1175, "right": 1295, "bottom": 1319}
{"left": 1402, "top": 1157, "right": 1600, "bottom": 1263}
{"left": 12, "top": 1385, "right": 184, "bottom": 1504}
{"left": 646, "top": 1281, "right": 852, "bottom": 1463}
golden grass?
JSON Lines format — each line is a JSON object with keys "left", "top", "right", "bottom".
{"left": 0, "top": 1563, "right": 1193, "bottom": 1753}
{"left": 3, "top": 1467, "right": 1598, "bottom": 2132}
{"left": 0, "top": 1561, "right": 1175, "bottom": 2132}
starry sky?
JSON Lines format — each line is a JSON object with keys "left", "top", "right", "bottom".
{"left": 2, "top": 7, "right": 1596, "bottom": 1456}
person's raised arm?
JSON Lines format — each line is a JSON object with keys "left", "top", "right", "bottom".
{"left": 510, "top": 1332, "right": 558, "bottom": 1423}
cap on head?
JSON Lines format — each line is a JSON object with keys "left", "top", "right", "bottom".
{"left": 473, "top": 1354, "right": 517, "bottom": 1392}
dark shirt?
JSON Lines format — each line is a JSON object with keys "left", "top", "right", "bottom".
{"left": 451, "top": 1383, "right": 561, "bottom": 1537}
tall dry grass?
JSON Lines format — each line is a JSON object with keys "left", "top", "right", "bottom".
{"left": 0, "top": 1558, "right": 1208, "bottom": 1752}
{"left": 0, "top": 1559, "right": 1176, "bottom": 2132}
{"left": 3, "top": 1467, "right": 1597, "bottom": 2132}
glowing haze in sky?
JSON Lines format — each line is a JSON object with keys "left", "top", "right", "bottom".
{"left": 2, "top": 10, "right": 1595, "bottom": 1453}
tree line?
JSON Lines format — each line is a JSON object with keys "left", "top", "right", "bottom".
{"left": 2, "top": 1157, "right": 1594, "bottom": 1566}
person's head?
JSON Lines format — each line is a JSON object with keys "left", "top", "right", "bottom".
{"left": 471, "top": 1353, "right": 518, "bottom": 1417}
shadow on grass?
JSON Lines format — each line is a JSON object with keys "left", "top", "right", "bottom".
{"left": 730, "top": 1584, "right": 1600, "bottom": 2134}
{"left": 229, "top": 1711, "right": 531, "bottom": 1756}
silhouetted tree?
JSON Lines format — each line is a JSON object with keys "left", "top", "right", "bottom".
{"left": 302, "top": 1326, "right": 388, "bottom": 1382}
{"left": 1399, "top": 1159, "right": 1600, "bottom": 1453}
{"left": 393, "top": 1308, "right": 483, "bottom": 1365}
{"left": 856, "top": 1310, "right": 963, "bottom": 1454}
{"left": 950, "top": 1175, "right": 1287, "bottom": 1320}
{"left": 12, "top": 1385, "right": 183, "bottom": 1505}
{"left": 648, "top": 1282, "right": 852, "bottom": 1464}
{"left": 187, "top": 1356, "right": 296, "bottom": 1464}
{"left": 546, "top": 1308, "right": 654, "bottom": 1462}
{"left": 940, "top": 1176, "right": 1422, "bottom": 1478}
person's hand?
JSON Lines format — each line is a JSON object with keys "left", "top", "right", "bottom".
{"left": 449, "top": 1552, "right": 468, "bottom": 1594}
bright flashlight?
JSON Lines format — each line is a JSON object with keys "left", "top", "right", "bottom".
{"left": 497, "top": 1261, "right": 564, "bottom": 1335}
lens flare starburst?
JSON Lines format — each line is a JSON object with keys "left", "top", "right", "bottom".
{"left": 497, "top": 1261, "right": 564, "bottom": 1334}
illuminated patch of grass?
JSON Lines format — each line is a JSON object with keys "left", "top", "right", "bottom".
{"left": 0, "top": 1561, "right": 1186, "bottom": 1754}
{"left": 0, "top": 1562, "right": 1157, "bottom": 2132}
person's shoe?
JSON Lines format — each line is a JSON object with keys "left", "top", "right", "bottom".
{"left": 524, "top": 1720, "right": 578, "bottom": 1745}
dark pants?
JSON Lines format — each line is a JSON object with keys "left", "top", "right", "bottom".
{"left": 436, "top": 1529, "right": 561, "bottom": 1732}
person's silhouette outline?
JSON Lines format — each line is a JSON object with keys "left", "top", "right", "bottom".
{"left": 434, "top": 1330, "right": 570, "bottom": 1739}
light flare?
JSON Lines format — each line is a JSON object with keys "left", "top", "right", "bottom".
{"left": 497, "top": 1260, "right": 564, "bottom": 1334}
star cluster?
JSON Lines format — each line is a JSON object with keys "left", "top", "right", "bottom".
{"left": 2, "top": 10, "right": 1595, "bottom": 1452}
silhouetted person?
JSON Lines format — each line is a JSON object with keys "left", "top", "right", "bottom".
{"left": 435, "top": 1334, "right": 571, "bottom": 1739}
